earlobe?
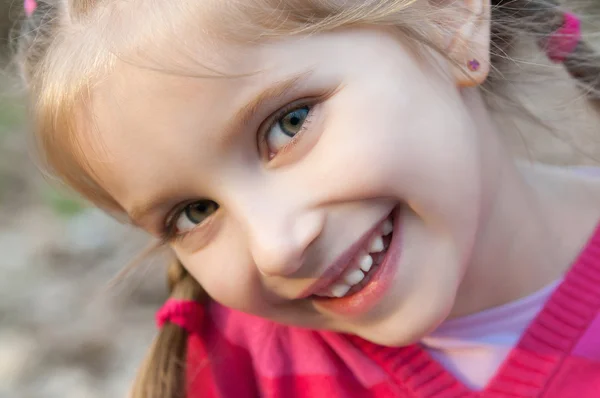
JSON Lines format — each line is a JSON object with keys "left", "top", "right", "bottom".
{"left": 445, "top": 0, "right": 492, "bottom": 87}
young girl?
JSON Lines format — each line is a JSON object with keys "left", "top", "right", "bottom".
{"left": 16, "top": 0, "right": 600, "bottom": 397}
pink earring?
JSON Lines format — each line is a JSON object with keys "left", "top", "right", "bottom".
{"left": 467, "top": 59, "right": 480, "bottom": 72}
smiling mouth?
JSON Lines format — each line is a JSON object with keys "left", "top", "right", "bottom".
{"left": 311, "top": 213, "right": 394, "bottom": 299}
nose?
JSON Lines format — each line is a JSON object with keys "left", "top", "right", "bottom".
{"left": 247, "top": 207, "right": 325, "bottom": 277}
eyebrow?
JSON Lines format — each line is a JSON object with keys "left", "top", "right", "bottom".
{"left": 128, "top": 70, "right": 314, "bottom": 228}
{"left": 128, "top": 199, "right": 172, "bottom": 233}
{"left": 223, "top": 69, "right": 314, "bottom": 146}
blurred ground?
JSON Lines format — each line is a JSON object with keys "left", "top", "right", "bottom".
{"left": 0, "top": 79, "right": 168, "bottom": 397}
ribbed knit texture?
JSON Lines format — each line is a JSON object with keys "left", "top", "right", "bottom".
{"left": 185, "top": 224, "right": 600, "bottom": 397}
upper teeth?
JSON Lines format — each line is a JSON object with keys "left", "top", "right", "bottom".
{"left": 317, "top": 217, "right": 393, "bottom": 298}
{"left": 382, "top": 220, "right": 393, "bottom": 235}
{"left": 344, "top": 269, "right": 365, "bottom": 285}
{"left": 369, "top": 236, "right": 384, "bottom": 253}
{"left": 330, "top": 283, "right": 351, "bottom": 298}
{"left": 359, "top": 254, "right": 373, "bottom": 273}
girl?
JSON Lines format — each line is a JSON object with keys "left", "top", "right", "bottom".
{"left": 16, "top": 0, "right": 600, "bottom": 397}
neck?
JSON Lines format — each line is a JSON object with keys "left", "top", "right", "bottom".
{"left": 450, "top": 88, "right": 600, "bottom": 319}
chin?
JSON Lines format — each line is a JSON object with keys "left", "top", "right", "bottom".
{"left": 353, "top": 294, "right": 456, "bottom": 347}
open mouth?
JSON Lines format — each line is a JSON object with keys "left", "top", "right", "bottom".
{"left": 312, "top": 212, "right": 394, "bottom": 299}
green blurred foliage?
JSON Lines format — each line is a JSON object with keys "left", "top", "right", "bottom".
{"left": 43, "top": 187, "right": 87, "bottom": 218}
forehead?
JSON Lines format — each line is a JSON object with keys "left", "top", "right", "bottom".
{"left": 90, "top": 51, "right": 245, "bottom": 192}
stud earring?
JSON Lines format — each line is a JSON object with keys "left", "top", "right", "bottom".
{"left": 467, "top": 59, "right": 480, "bottom": 72}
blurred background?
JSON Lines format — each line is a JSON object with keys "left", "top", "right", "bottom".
{"left": 0, "top": 1, "right": 599, "bottom": 397}
{"left": 0, "top": 3, "right": 167, "bottom": 397}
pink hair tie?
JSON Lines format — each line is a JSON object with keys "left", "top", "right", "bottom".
{"left": 156, "top": 299, "right": 205, "bottom": 334}
{"left": 542, "top": 12, "right": 582, "bottom": 63}
{"left": 24, "top": 0, "right": 37, "bottom": 17}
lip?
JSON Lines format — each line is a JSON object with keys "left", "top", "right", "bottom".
{"left": 313, "top": 206, "right": 402, "bottom": 317}
{"left": 298, "top": 210, "right": 394, "bottom": 300}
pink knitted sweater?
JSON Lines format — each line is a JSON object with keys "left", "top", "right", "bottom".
{"left": 185, "top": 223, "right": 600, "bottom": 397}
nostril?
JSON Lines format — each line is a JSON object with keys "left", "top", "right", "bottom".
{"left": 251, "top": 210, "right": 325, "bottom": 277}
{"left": 250, "top": 229, "right": 306, "bottom": 277}
{"left": 256, "top": 254, "right": 305, "bottom": 277}
{"left": 292, "top": 211, "right": 326, "bottom": 250}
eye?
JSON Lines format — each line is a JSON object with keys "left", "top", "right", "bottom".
{"left": 265, "top": 106, "right": 310, "bottom": 156}
{"left": 174, "top": 200, "right": 219, "bottom": 234}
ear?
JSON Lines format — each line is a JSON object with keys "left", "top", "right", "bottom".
{"left": 441, "top": 0, "right": 492, "bottom": 87}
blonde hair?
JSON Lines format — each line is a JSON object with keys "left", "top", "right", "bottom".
{"left": 15, "top": 1, "right": 600, "bottom": 397}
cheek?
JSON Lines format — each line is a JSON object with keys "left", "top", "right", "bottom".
{"left": 303, "top": 75, "right": 482, "bottom": 261}
{"left": 175, "top": 229, "right": 267, "bottom": 314}
{"left": 306, "top": 78, "right": 480, "bottom": 201}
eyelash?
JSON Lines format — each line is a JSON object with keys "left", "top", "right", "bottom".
{"left": 160, "top": 99, "right": 318, "bottom": 242}
{"left": 258, "top": 101, "right": 315, "bottom": 160}
{"left": 160, "top": 201, "right": 198, "bottom": 243}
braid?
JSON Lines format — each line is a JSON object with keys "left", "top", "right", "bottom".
{"left": 167, "top": 259, "right": 207, "bottom": 301}
{"left": 130, "top": 259, "right": 208, "bottom": 398}
{"left": 491, "top": 0, "right": 600, "bottom": 100}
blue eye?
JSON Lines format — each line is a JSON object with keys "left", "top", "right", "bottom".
{"left": 175, "top": 200, "right": 219, "bottom": 233}
{"left": 265, "top": 106, "right": 310, "bottom": 154}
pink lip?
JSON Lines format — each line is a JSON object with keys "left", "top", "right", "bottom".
{"left": 314, "top": 206, "right": 402, "bottom": 317}
{"left": 298, "top": 211, "right": 393, "bottom": 299}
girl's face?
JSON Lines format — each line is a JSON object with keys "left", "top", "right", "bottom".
{"left": 91, "top": 27, "right": 487, "bottom": 346}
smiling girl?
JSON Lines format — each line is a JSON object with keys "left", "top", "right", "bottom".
{"left": 17, "top": 0, "right": 600, "bottom": 397}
